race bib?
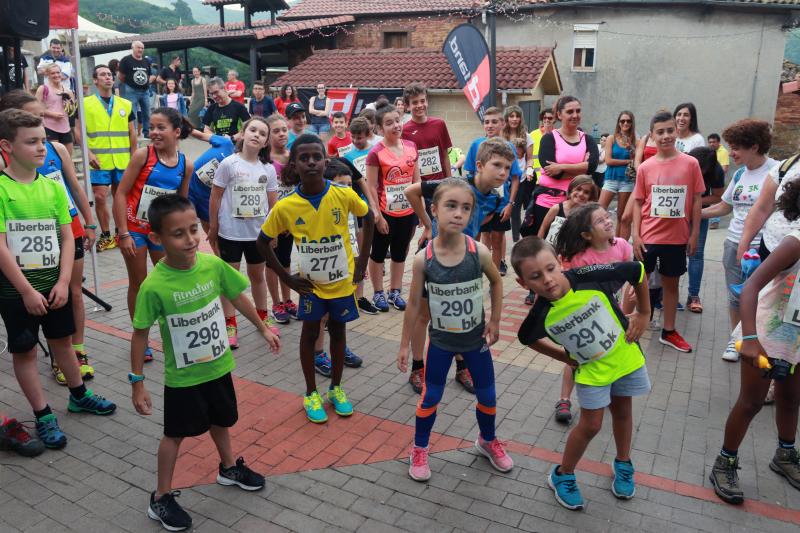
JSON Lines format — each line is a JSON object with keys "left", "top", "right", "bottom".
{"left": 385, "top": 183, "right": 410, "bottom": 213}
{"left": 650, "top": 185, "right": 686, "bottom": 218}
{"left": 277, "top": 184, "right": 294, "bottom": 201}
{"left": 231, "top": 182, "right": 266, "bottom": 218}
{"left": 784, "top": 272, "right": 800, "bottom": 326}
{"left": 195, "top": 158, "right": 220, "bottom": 187}
{"left": 297, "top": 239, "right": 348, "bottom": 284}
{"left": 547, "top": 296, "right": 623, "bottom": 364}
{"left": 168, "top": 298, "right": 229, "bottom": 369}
{"left": 428, "top": 279, "right": 483, "bottom": 333}
{"left": 137, "top": 184, "right": 175, "bottom": 222}
{"left": 44, "top": 170, "right": 76, "bottom": 212}
{"left": 545, "top": 216, "right": 565, "bottom": 245}
{"left": 348, "top": 214, "right": 359, "bottom": 256}
{"left": 6, "top": 219, "right": 60, "bottom": 270}
{"left": 418, "top": 147, "right": 442, "bottom": 176}
{"left": 337, "top": 144, "right": 354, "bottom": 157}
{"left": 352, "top": 155, "right": 367, "bottom": 177}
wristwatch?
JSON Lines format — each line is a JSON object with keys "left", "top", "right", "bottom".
{"left": 128, "top": 372, "right": 145, "bottom": 384}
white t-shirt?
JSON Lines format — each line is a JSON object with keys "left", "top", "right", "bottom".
{"left": 675, "top": 133, "right": 705, "bottom": 154}
{"left": 596, "top": 145, "right": 607, "bottom": 173}
{"left": 721, "top": 157, "right": 778, "bottom": 246}
{"left": 212, "top": 154, "right": 278, "bottom": 241}
{"left": 763, "top": 160, "right": 800, "bottom": 252}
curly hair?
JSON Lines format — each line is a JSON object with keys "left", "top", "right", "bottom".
{"left": 778, "top": 179, "right": 800, "bottom": 222}
{"left": 721, "top": 119, "right": 771, "bottom": 155}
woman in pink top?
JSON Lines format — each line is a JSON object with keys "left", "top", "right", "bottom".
{"left": 532, "top": 96, "right": 599, "bottom": 235}
{"left": 36, "top": 62, "right": 74, "bottom": 154}
{"left": 365, "top": 103, "right": 420, "bottom": 312}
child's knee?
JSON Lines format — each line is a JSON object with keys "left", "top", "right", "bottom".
{"left": 419, "top": 383, "right": 445, "bottom": 410}
{"left": 474, "top": 385, "right": 496, "bottom": 409}
{"left": 577, "top": 411, "right": 604, "bottom": 436}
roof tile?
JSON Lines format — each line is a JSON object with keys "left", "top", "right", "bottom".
{"left": 281, "top": 0, "right": 480, "bottom": 19}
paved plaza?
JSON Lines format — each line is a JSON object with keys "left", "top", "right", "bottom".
{"left": 1, "top": 141, "right": 799, "bottom": 532}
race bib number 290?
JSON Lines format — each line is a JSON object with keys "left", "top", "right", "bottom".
{"left": 168, "top": 298, "right": 229, "bottom": 369}
{"left": 547, "top": 296, "right": 623, "bottom": 364}
{"left": 6, "top": 219, "right": 60, "bottom": 270}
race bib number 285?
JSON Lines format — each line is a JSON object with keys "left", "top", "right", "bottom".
{"left": 6, "top": 219, "right": 60, "bottom": 270}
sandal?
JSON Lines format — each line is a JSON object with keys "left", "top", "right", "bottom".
{"left": 687, "top": 296, "right": 703, "bottom": 314}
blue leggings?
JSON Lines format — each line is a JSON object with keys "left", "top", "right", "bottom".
{"left": 415, "top": 342, "right": 496, "bottom": 448}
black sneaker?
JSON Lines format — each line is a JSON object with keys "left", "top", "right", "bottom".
{"left": 357, "top": 296, "right": 379, "bottom": 315}
{"left": 217, "top": 457, "right": 265, "bottom": 491}
{"left": 147, "top": 490, "right": 192, "bottom": 531}
{"left": 709, "top": 454, "right": 744, "bottom": 504}
{"left": 499, "top": 260, "right": 508, "bottom": 277}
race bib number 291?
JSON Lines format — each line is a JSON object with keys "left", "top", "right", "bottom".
{"left": 547, "top": 296, "right": 622, "bottom": 364}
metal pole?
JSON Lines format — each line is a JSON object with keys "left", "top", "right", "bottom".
{"left": 488, "top": 3, "right": 497, "bottom": 107}
{"left": 250, "top": 44, "right": 258, "bottom": 85}
{"left": 70, "top": 29, "right": 102, "bottom": 304}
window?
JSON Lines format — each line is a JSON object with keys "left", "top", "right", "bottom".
{"left": 383, "top": 31, "right": 409, "bottom": 49}
{"left": 572, "top": 24, "right": 598, "bottom": 72}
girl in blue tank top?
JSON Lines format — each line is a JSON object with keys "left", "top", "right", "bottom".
{"left": 396, "top": 178, "right": 512, "bottom": 482}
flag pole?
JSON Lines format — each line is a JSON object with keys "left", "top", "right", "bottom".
{"left": 487, "top": 1, "right": 497, "bottom": 107}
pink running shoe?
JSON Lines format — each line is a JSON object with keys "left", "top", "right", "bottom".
{"left": 408, "top": 446, "right": 431, "bottom": 481}
{"left": 476, "top": 436, "right": 514, "bottom": 472}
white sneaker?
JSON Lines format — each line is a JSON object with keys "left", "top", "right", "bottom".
{"left": 721, "top": 340, "right": 739, "bottom": 362}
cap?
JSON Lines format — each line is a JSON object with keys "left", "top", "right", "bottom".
{"left": 285, "top": 103, "right": 305, "bottom": 118}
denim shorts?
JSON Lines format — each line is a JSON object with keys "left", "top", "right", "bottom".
{"left": 575, "top": 365, "right": 651, "bottom": 410}
{"left": 722, "top": 238, "right": 743, "bottom": 308}
{"left": 602, "top": 178, "right": 635, "bottom": 194}
{"left": 309, "top": 123, "right": 331, "bottom": 135}
{"left": 130, "top": 231, "right": 164, "bottom": 251}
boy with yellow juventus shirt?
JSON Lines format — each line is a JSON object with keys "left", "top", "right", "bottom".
{"left": 258, "top": 134, "right": 375, "bottom": 423}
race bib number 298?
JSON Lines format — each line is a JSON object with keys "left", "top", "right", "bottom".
{"left": 168, "top": 298, "right": 229, "bottom": 369}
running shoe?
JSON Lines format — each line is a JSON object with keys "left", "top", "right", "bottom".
{"left": 709, "top": 454, "right": 743, "bottom": 504}
{"left": 659, "top": 330, "right": 692, "bottom": 353}
{"left": 547, "top": 465, "right": 584, "bottom": 510}
{"left": 303, "top": 391, "right": 327, "bottom": 423}
{"left": 96, "top": 234, "right": 117, "bottom": 252}
{"left": 343, "top": 346, "right": 363, "bottom": 368}
{"left": 51, "top": 363, "right": 67, "bottom": 386}
{"left": 357, "top": 296, "right": 379, "bottom": 315}
{"left": 677, "top": 302, "right": 685, "bottom": 312}
{"left": 226, "top": 323, "right": 239, "bottom": 350}
{"left": 455, "top": 368, "right": 475, "bottom": 393}
{"left": 67, "top": 389, "right": 117, "bottom": 416}
{"left": 77, "top": 352, "right": 94, "bottom": 380}
{"left": 769, "top": 447, "right": 800, "bottom": 490}
{"left": 499, "top": 260, "right": 508, "bottom": 277}
{"left": 611, "top": 459, "right": 636, "bottom": 499}
{"left": 722, "top": 339, "right": 740, "bottom": 362}
{"left": 373, "top": 291, "right": 390, "bottom": 312}
{"left": 475, "top": 436, "right": 514, "bottom": 472}
{"left": 408, "top": 446, "right": 431, "bottom": 481}
{"left": 388, "top": 289, "right": 406, "bottom": 311}
{"left": 554, "top": 399, "right": 572, "bottom": 424}
{"left": 35, "top": 414, "right": 67, "bottom": 449}
{"left": 148, "top": 490, "right": 192, "bottom": 531}
{"left": 314, "top": 351, "right": 332, "bottom": 377}
{"left": 144, "top": 345, "right": 154, "bottom": 362}
{"left": 408, "top": 368, "right": 424, "bottom": 394}
{"left": 0, "top": 417, "right": 45, "bottom": 457}
{"left": 217, "top": 457, "right": 265, "bottom": 491}
{"left": 271, "top": 303, "right": 290, "bottom": 324}
{"left": 284, "top": 300, "right": 298, "bottom": 320}
{"left": 327, "top": 385, "right": 353, "bottom": 417}
{"left": 710, "top": 220, "right": 720, "bottom": 230}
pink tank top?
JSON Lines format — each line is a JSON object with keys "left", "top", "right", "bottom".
{"left": 536, "top": 130, "right": 587, "bottom": 208}
{"left": 42, "top": 84, "right": 70, "bottom": 134}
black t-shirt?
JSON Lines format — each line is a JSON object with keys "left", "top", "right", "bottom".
{"left": 159, "top": 65, "right": 181, "bottom": 84}
{"left": 201, "top": 100, "right": 250, "bottom": 137}
{"left": 120, "top": 55, "right": 152, "bottom": 90}
{"left": 249, "top": 97, "right": 277, "bottom": 118}
{"left": 702, "top": 162, "right": 726, "bottom": 197}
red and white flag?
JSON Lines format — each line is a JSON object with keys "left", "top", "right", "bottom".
{"left": 50, "top": 0, "right": 79, "bottom": 30}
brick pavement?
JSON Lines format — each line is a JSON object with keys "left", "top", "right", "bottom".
{"left": 0, "top": 155, "right": 799, "bottom": 531}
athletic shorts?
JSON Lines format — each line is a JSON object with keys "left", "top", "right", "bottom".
{"left": 188, "top": 180, "right": 211, "bottom": 222}
{"left": 642, "top": 243, "right": 687, "bottom": 277}
{"left": 575, "top": 365, "right": 651, "bottom": 410}
{"left": 130, "top": 231, "right": 164, "bottom": 252}
{"left": 370, "top": 213, "right": 416, "bottom": 263}
{"left": 0, "top": 293, "right": 75, "bottom": 353}
{"left": 298, "top": 292, "right": 359, "bottom": 323}
{"left": 276, "top": 233, "right": 294, "bottom": 269}
{"left": 69, "top": 217, "right": 85, "bottom": 261}
{"left": 601, "top": 178, "right": 635, "bottom": 194}
{"left": 218, "top": 236, "right": 264, "bottom": 264}
{"left": 723, "top": 239, "right": 743, "bottom": 308}
{"left": 480, "top": 211, "right": 511, "bottom": 233}
{"left": 90, "top": 169, "right": 124, "bottom": 187}
{"left": 45, "top": 127, "right": 73, "bottom": 146}
{"left": 163, "top": 372, "right": 238, "bottom": 438}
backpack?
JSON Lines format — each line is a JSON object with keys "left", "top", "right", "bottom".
{"left": 777, "top": 153, "right": 800, "bottom": 184}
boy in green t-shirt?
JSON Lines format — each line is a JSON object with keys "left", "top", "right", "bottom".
{"left": 0, "top": 109, "right": 116, "bottom": 452}
{"left": 511, "top": 236, "right": 651, "bottom": 511}
{"left": 130, "top": 194, "right": 280, "bottom": 532}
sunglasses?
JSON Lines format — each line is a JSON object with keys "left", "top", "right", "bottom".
{"left": 543, "top": 116, "right": 554, "bottom": 121}
{"left": 619, "top": 119, "right": 632, "bottom": 124}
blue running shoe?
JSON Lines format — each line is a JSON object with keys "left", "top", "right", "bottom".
{"left": 612, "top": 459, "right": 636, "bottom": 499}
{"left": 343, "top": 346, "right": 363, "bottom": 368}
{"left": 68, "top": 389, "right": 117, "bottom": 416}
{"left": 303, "top": 391, "right": 328, "bottom": 423}
{"left": 314, "top": 351, "right": 332, "bottom": 377}
{"left": 388, "top": 289, "right": 406, "bottom": 310}
{"left": 35, "top": 414, "right": 67, "bottom": 449}
{"left": 547, "top": 465, "right": 584, "bottom": 510}
{"left": 327, "top": 386, "right": 353, "bottom": 417}
{"left": 144, "top": 345, "right": 154, "bottom": 362}
{"left": 373, "top": 291, "right": 390, "bottom": 312}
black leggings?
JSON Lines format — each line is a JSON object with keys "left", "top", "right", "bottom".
{"left": 370, "top": 213, "right": 416, "bottom": 263}
{"left": 511, "top": 179, "right": 535, "bottom": 241}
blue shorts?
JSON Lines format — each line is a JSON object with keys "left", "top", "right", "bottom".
{"left": 188, "top": 177, "right": 211, "bottom": 222}
{"left": 90, "top": 169, "right": 125, "bottom": 186}
{"left": 575, "top": 365, "right": 651, "bottom": 410}
{"left": 298, "top": 293, "right": 358, "bottom": 323}
{"left": 130, "top": 231, "right": 164, "bottom": 252}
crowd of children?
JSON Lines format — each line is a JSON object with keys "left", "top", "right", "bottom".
{"left": 1, "top": 76, "right": 799, "bottom": 531}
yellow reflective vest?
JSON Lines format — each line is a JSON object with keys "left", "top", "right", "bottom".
{"left": 529, "top": 127, "right": 545, "bottom": 173}
{"left": 84, "top": 94, "right": 132, "bottom": 170}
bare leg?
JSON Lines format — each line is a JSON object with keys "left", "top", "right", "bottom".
{"left": 369, "top": 259, "right": 384, "bottom": 294}
{"left": 209, "top": 425, "right": 235, "bottom": 468}
{"left": 156, "top": 436, "right": 183, "bottom": 497}
{"left": 70, "top": 257, "right": 85, "bottom": 347}
{"left": 598, "top": 189, "right": 614, "bottom": 210}
{"left": 661, "top": 275, "right": 679, "bottom": 331}
{"left": 389, "top": 260, "right": 405, "bottom": 292}
{"left": 123, "top": 245, "right": 150, "bottom": 320}
{"left": 328, "top": 320, "right": 346, "bottom": 388}
{"left": 265, "top": 267, "right": 281, "bottom": 308}
{"left": 49, "top": 337, "right": 83, "bottom": 388}
{"left": 616, "top": 192, "right": 632, "bottom": 240}
{"left": 560, "top": 408, "right": 604, "bottom": 473}
{"left": 608, "top": 395, "right": 633, "bottom": 461}
{"left": 222, "top": 262, "right": 241, "bottom": 318}
{"left": 300, "top": 321, "right": 321, "bottom": 395}
{"left": 246, "top": 263, "right": 267, "bottom": 311}
{"left": 92, "top": 185, "right": 111, "bottom": 234}
{"left": 13, "top": 349, "right": 48, "bottom": 411}
{"left": 560, "top": 365, "right": 575, "bottom": 400}
{"left": 772, "top": 370, "right": 800, "bottom": 443}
